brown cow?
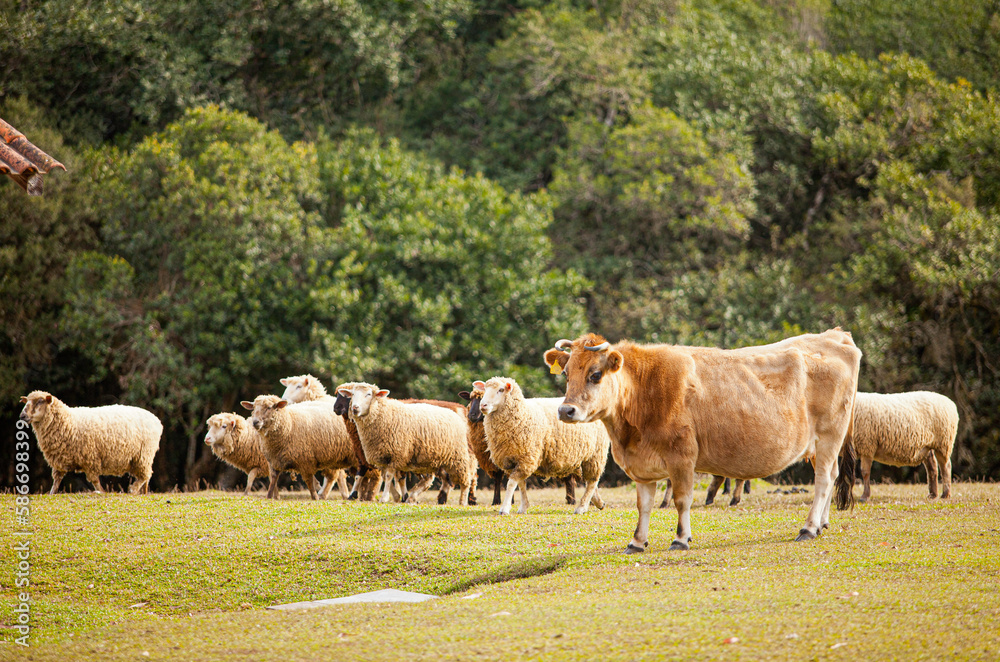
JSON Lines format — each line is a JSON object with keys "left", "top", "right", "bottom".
{"left": 543, "top": 329, "right": 861, "bottom": 552}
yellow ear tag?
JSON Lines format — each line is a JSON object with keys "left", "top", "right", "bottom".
{"left": 549, "top": 360, "right": 564, "bottom": 375}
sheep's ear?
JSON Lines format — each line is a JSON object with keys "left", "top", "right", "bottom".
{"left": 229, "top": 420, "right": 237, "bottom": 429}
{"left": 336, "top": 388, "right": 352, "bottom": 398}
{"left": 19, "top": 396, "right": 27, "bottom": 403}
{"left": 472, "top": 380, "right": 486, "bottom": 391}
{"left": 606, "top": 350, "right": 624, "bottom": 373}
{"left": 279, "top": 378, "right": 290, "bottom": 386}
{"left": 240, "top": 401, "right": 254, "bottom": 411}
{"left": 457, "top": 391, "right": 470, "bottom": 401}
{"left": 376, "top": 389, "right": 390, "bottom": 398}
{"left": 544, "top": 349, "right": 569, "bottom": 374}
{"left": 276, "top": 399, "right": 289, "bottom": 409}
{"left": 44, "top": 395, "right": 52, "bottom": 403}
{"left": 303, "top": 377, "right": 309, "bottom": 385}
{"left": 504, "top": 382, "right": 512, "bottom": 392}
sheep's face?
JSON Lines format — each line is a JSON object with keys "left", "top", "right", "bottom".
{"left": 338, "top": 384, "right": 389, "bottom": 418}
{"left": 19, "top": 392, "right": 54, "bottom": 425}
{"left": 458, "top": 389, "right": 485, "bottom": 423}
{"left": 478, "top": 379, "right": 513, "bottom": 415}
{"left": 205, "top": 414, "right": 236, "bottom": 452}
{"left": 279, "top": 376, "right": 309, "bottom": 404}
{"left": 240, "top": 396, "right": 287, "bottom": 432}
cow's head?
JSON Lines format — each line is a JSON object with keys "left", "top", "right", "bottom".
{"left": 543, "top": 333, "right": 623, "bottom": 423}
{"left": 240, "top": 394, "right": 288, "bottom": 431}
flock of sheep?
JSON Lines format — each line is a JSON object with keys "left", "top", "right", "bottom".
{"left": 19, "top": 366, "right": 959, "bottom": 509}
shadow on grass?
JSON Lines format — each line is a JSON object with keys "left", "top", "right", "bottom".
{"left": 441, "top": 554, "right": 572, "bottom": 595}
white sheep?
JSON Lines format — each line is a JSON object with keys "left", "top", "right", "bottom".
{"left": 852, "top": 391, "right": 959, "bottom": 501}
{"left": 476, "top": 377, "right": 609, "bottom": 515}
{"left": 19, "top": 390, "right": 161, "bottom": 494}
{"left": 336, "top": 382, "right": 476, "bottom": 506}
{"left": 240, "top": 395, "right": 357, "bottom": 500}
{"left": 204, "top": 412, "right": 270, "bottom": 495}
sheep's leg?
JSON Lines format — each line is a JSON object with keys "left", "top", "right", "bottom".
{"left": 466, "top": 471, "right": 477, "bottom": 506}
{"left": 934, "top": 450, "right": 952, "bottom": 499}
{"left": 336, "top": 469, "right": 350, "bottom": 499}
{"left": 85, "top": 472, "right": 103, "bottom": 494}
{"left": 516, "top": 479, "right": 530, "bottom": 514}
{"left": 492, "top": 472, "right": 505, "bottom": 506}
{"left": 729, "top": 480, "right": 745, "bottom": 507}
{"left": 436, "top": 472, "right": 452, "bottom": 505}
{"left": 267, "top": 468, "right": 280, "bottom": 499}
{"left": 564, "top": 475, "right": 577, "bottom": 505}
{"left": 306, "top": 474, "right": 321, "bottom": 500}
{"left": 590, "top": 488, "right": 605, "bottom": 510}
{"left": 859, "top": 457, "right": 873, "bottom": 503}
{"left": 244, "top": 469, "right": 258, "bottom": 496}
{"left": 923, "top": 452, "right": 939, "bottom": 498}
{"left": 360, "top": 468, "right": 380, "bottom": 501}
{"left": 129, "top": 471, "right": 151, "bottom": 495}
{"left": 49, "top": 470, "right": 66, "bottom": 495}
{"left": 394, "top": 473, "right": 407, "bottom": 502}
{"left": 498, "top": 477, "right": 519, "bottom": 516}
{"left": 348, "top": 469, "right": 365, "bottom": 500}
{"left": 407, "top": 474, "right": 436, "bottom": 504}
{"left": 659, "top": 478, "right": 672, "bottom": 508}
{"left": 573, "top": 478, "right": 602, "bottom": 515}
{"left": 626, "top": 481, "right": 658, "bottom": 553}
{"left": 380, "top": 470, "right": 397, "bottom": 504}
{"left": 705, "top": 475, "right": 725, "bottom": 505}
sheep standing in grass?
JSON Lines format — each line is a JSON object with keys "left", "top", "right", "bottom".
{"left": 852, "top": 391, "right": 959, "bottom": 501}
{"left": 19, "top": 391, "right": 161, "bottom": 494}
{"left": 460, "top": 387, "right": 579, "bottom": 507}
{"left": 476, "top": 377, "right": 609, "bottom": 515}
{"left": 240, "top": 395, "right": 357, "bottom": 500}
{"left": 337, "top": 383, "right": 476, "bottom": 506}
{"left": 204, "top": 413, "right": 270, "bottom": 495}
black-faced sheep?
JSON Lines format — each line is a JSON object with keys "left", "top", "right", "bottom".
{"left": 19, "top": 391, "right": 161, "bottom": 494}
{"left": 204, "top": 412, "right": 270, "bottom": 495}
{"left": 476, "top": 377, "right": 609, "bottom": 515}
{"left": 852, "top": 391, "right": 959, "bottom": 501}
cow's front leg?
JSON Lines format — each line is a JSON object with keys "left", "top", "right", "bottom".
{"left": 626, "top": 481, "right": 657, "bottom": 553}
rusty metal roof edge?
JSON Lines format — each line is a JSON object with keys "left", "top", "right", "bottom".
{"left": 0, "top": 116, "right": 65, "bottom": 196}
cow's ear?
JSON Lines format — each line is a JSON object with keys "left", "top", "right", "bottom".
{"left": 44, "top": 395, "right": 52, "bottom": 403}
{"left": 279, "top": 378, "right": 290, "bottom": 386}
{"left": 458, "top": 391, "right": 470, "bottom": 401}
{"left": 376, "top": 389, "right": 390, "bottom": 398}
{"left": 240, "top": 401, "right": 254, "bottom": 411}
{"left": 19, "top": 396, "right": 27, "bottom": 403}
{"left": 276, "top": 399, "right": 289, "bottom": 409}
{"left": 606, "top": 350, "right": 624, "bottom": 373}
{"left": 544, "top": 349, "right": 569, "bottom": 374}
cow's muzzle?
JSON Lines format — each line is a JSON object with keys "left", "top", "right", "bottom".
{"left": 558, "top": 404, "right": 585, "bottom": 423}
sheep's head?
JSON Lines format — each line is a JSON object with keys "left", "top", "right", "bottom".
{"left": 240, "top": 395, "right": 288, "bottom": 432}
{"left": 458, "top": 387, "right": 485, "bottom": 423}
{"left": 205, "top": 413, "right": 239, "bottom": 452}
{"left": 279, "top": 375, "right": 324, "bottom": 404}
{"left": 336, "top": 382, "right": 389, "bottom": 419}
{"left": 332, "top": 382, "right": 362, "bottom": 416}
{"left": 19, "top": 391, "right": 54, "bottom": 425}
{"left": 478, "top": 377, "right": 517, "bottom": 415}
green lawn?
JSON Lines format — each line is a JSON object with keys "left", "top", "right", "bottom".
{"left": 2, "top": 480, "right": 999, "bottom": 661}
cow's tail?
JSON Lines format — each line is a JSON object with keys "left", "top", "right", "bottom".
{"left": 835, "top": 406, "right": 857, "bottom": 511}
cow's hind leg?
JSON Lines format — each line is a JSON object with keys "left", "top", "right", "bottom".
{"left": 627, "top": 481, "right": 657, "bottom": 554}
{"left": 729, "top": 480, "right": 745, "bottom": 507}
{"left": 798, "top": 444, "right": 838, "bottom": 540}
{"left": 705, "top": 475, "right": 725, "bottom": 506}
{"left": 669, "top": 469, "right": 695, "bottom": 550}
{"left": 924, "top": 452, "right": 939, "bottom": 498}
{"left": 659, "top": 479, "right": 672, "bottom": 508}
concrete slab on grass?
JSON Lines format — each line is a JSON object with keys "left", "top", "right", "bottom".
{"left": 268, "top": 589, "right": 438, "bottom": 611}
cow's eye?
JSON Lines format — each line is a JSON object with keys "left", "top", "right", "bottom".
{"left": 589, "top": 371, "right": 602, "bottom": 384}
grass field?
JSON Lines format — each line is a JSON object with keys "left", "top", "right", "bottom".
{"left": 2, "top": 480, "right": 999, "bottom": 661}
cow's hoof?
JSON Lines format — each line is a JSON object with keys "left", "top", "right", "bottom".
{"left": 705, "top": 497, "right": 715, "bottom": 506}
{"left": 795, "top": 528, "right": 817, "bottom": 541}
{"left": 668, "top": 540, "right": 689, "bottom": 551}
{"left": 565, "top": 497, "right": 576, "bottom": 505}
{"left": 625, "top": 542, "right": 647, "bottom": 554}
